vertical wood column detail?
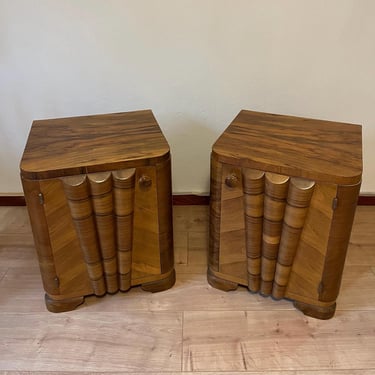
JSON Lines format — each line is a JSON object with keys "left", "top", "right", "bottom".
{"left": 62, "top": 175, "right": 106, "bottom": 296}
{"left": 113, "top": 169, "right": 136, "bottom": 292}
{"left": 260, "top": 173, "right": 290, "bottom": 296}
{"left": 241, "top": 169, "right": 315, "bottom": 298}
{"left": 62, "top": 168, "right": 136, "bottom": 295}
{"left": 242, "top": 169, "right": 265, "bottom": 292}
{"left": 88, "top": 172, "right": 118, "bottom": 294}
{"left": 272, "top": 178, "right": 315, "bottom": 299}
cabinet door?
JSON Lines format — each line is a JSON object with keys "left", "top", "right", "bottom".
{"left": 22, "top": 177, "right": 61, "bottom": 296}
{"left": 39, "top": 178, "right": 93, "bottom": 298}
{"left": 211, "top": 162, "right": 357, "bottom": 306}
{"left": 285, "top": 183, "right": 337, "bottom": 304}
{"left": 318, "top": 181, "right": 361, "bottom": 302}
{"left": 218, "top": 164, "right": 247, "bottom": 283}
{"left": 132, "top": 159, "right": 174, "bottom": 284}
{"left": 25, "top": 159, "right": 174, "bottom": 299}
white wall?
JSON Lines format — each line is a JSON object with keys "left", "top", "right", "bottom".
{"left": 1, "top": 0, "right": 374, "bottom": 194}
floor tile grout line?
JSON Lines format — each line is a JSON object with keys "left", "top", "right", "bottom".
{"left": 186, "top": 230, "right": 191, "bottom": 266}
{"left": 181, "top": 310, "right": 185, "bottom": 372}
{"left": 0, "top": 267, "right": 10, "bottom": 283}
{"left": 2, "top": 370, "right": 375, "bottom": 374}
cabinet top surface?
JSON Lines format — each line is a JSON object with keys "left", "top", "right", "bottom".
{"left": 20, "top": 110, "right": 170, "bottom": 179}
{"left": 213, "top": 110, "right": 363, "bottom": 185}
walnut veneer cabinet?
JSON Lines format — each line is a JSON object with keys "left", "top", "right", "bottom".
{"left": 20, "top": 110, "right": 175, "bottom": 312}
{"left": 208, "top": 110, "right": 362, "bottom": 319}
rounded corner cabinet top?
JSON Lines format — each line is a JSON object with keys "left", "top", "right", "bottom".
{"left": 20, "top": 110, "right": 170, "bottom": 180}
{"left": 212, "top": 110, "right": 362, "bottom": 185}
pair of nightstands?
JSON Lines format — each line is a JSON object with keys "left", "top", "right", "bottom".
{"left": 20, "top": 109, "right": 362, "bottom": 319}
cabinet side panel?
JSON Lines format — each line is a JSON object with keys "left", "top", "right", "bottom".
{"left": 319, "top": 181, "right": 361, "bottom": 302}
{"left": 40, "top": 179, "right": 93, "bottom": 297}
{"left": 21, "top": 177, "right": 59, "bottom": 295}
{"left": 156, "top": 157, "right": 174, "bottom": 274}
{"left": 286, "top": 183, "right": 337, "bottom": 303}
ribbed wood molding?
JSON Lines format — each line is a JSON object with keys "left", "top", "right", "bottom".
{"left": 0, "top": 194, "right": 373, "bottom": 206}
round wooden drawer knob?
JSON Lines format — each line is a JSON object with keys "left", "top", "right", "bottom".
{"left": 225, "top": 173, "right": 239, "bottom": 188}
{"left": 139, "top": 175, "right": 152, "bottom": 189}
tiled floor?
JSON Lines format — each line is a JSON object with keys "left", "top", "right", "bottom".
{"left": 0, "top": 205, "right": 374, "bottom": 374}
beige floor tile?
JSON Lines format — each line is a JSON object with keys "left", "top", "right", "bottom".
{"left": 337, "top": 265, "right": 375, "bottom": 310}
{"left": 183, "top": 310, "right": 375, "bottom": 372}
{"left": 0, "top": 246, "right": 39, "bottom": 268}
{"left": 0, "top": 311, "right": 182, "bottom": 372}
{"left": 0, "top": 207, "right": 32, "bottom": 234}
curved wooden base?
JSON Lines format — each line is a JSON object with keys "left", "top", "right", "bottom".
{"left": 294, "top": 300, "right": 336, "bottom": 320}
{"left": 45, "top": 294, "right": 85, "bottom": 313}
{"left": 206, "top": 269, "right": 337, "bottom": 319}
{"left": 207, "top": 268, "right": 239, "bottom": 291}
{"left": 141, "top": 269, "right": 176, "bottom": 293}
{"left": 44, "top": 270, "right": 176, "bottom": 312}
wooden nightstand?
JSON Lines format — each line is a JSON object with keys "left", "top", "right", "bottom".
{"left": 208, "top": 110, "right": 362, "bottom": 319}
{"left": 20, "top": 110, "right": 175, "bottom": 312}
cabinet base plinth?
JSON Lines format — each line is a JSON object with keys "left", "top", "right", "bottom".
{"left": 141, "top": 269, "right": 176, "bottom": 293}
{"left": 207, "top": 268, "right": 239, "bottom": 291}
{"left": 45, "top": 294, "right": 85, "bottom": 313}
{"left": 207, "top": 271, "right": 337, "bottom": 320}
{"left": 45, "top": 269, "right": 176, "bottom": 312}
{"left": 293, "top": 300, "right": 336, "bottom": 320}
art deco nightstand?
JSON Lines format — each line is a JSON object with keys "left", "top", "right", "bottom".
{"left": 208, "top": 110, "right": 362, "bottom": 319}
{"left": 20, "top": 110, "right": 175, "bottom": 312}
